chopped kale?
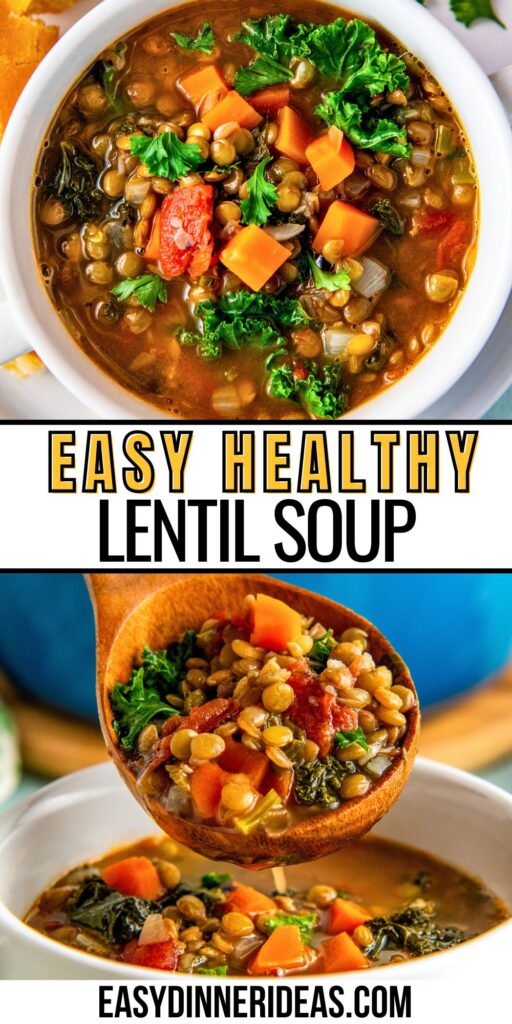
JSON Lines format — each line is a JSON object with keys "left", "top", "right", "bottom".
{"left": 160, "top": 883, "right": 219, "bottom": 916}
{"left": 269, "top": 362, "right": 347, "bottom": 419}
{"left": 450, "top": 0, "right": 505, "bottom": 28}
{"left": 335, "top": 726, "right": 370, "bottom": 753}
{"left": 178, "top": 292, "right": 308, "bottom": 360}
{"left": 46, "top": 141, "right": 104, "bottom": 221}
{"left": 200, "top": 872, "right": 233, "bottom": 890}
{"left": 316, "top": 94, "right": 410, "bottom": 157}
{"left": 295, "top": 755, "right": 356, "bottom": 806}
{"left": 196, "top": 966, "right": 228, "bottom": 975}
{"left": 366, "top": 905, "right": 465, "bottom": 958}
{"left": 368, "top": 197, "right": 405, "bottom": 236}
{"left": 67, "top": 880, "right": 157, "bottom": 945}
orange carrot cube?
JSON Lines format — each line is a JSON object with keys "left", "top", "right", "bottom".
{"left": 313, "top": 200, "right": 379, "bottom": 256}
{"left": 220, "top": 224, "right": 289, "bottom": 291}
{"left": 275, "top": 106, "right": 314, "bottom": 164}
{"left": 203, "top": 90, "right": 262, "bottom": 131}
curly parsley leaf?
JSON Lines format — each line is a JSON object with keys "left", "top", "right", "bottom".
{"left": 450, "top": 0, "right": 505, "bottom": 26}
{"left": 178, "top": 292, "right": 308, "bottom": 360}
{"left": 240, "top": 157, "right": 278, "bottom": 226}
{"left": 269, "top": 362, "right": 347, "bottom": 419}
{"left": 316, "top": 94, "right": 410, "bottom": 157}
{"left": 306, "top": 252, "right": 351, "bottom": 292}
{"left": 335, "top": 726, "right": 370, "bottom": 753}
{"left": 172, "top": 21, "right": 216, "bottom": 53}
{"left": 112, "top": 274, "right": 167, "bottom": 312}
{"left": 130, "top": 131, "right": 206, "bottom": 181}
{"left": 263, "top": 912, "right": 318, "bottom": 942}
{"left": 235, "top": 54, "right": 292, "bottom": 96}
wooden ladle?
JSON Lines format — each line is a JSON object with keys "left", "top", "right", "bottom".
{"left": 88, "top": 573, "right": 419, "bottom": 867}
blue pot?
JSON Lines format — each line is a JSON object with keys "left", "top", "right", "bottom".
{"left": 274, "top": 573, "right": 512, "bottom": 706}
{"left": 0, "top": 573, "right": 510, "bottom": 719}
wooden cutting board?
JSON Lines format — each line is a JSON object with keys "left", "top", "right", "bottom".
{"left": 1, "top": 666, "right": 511, "bottom": 779}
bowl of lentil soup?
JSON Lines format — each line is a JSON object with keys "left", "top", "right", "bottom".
{"left": 0, "top": 0, "right": 511, "bottom": 418}
{"left": 93, "top": 573, "right": 419, "bottom": 865}
{"left": 0, "top": 759, "right": 510, "bottom": 979}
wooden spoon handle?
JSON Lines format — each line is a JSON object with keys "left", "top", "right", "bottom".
{"left": 86, "top": 574, "right": 185, "bottom": 681}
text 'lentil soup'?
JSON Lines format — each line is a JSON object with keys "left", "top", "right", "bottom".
{"left": 108, "top": 592, "right": 416, "bottom": 842}
{"left": 34, "top": 1, "right": 478, "bottom": 419}
{"left": 25, "top": 835, "right": 508, "bottom": 974}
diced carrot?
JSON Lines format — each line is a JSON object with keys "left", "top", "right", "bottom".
{"left": 436, "top": 216, "right": 471, "bottom": 270}
{"left": 224, "top": 884, "right": 278, "bottom": 916}
{"left": 320, "top": 931, "right": 368, "bottom": 972}
{"left": 313, "top": 200, "right": 379, "bottom": 257}
{"left": 327, "top": 897, "right": 370, "bottom": 935}
{"left": 249, "top": 925, "right": 307, "bottom": 975}
{"left": 178, "top": 63, "right": 228, "bottom": 111}
{"left": 251, "top": 84, "right": 290, "bottom": 116}
{"left": 306, "top": 127, "right": 355, "bottom": 190}
{"left": 275, "top": 106, "right": 314, "bottom": 164}
{"left": 102, "top": 857, "right": 164, "bottom": 900}
{"left": 202, "top": 89, "right": 262, "bottom": 131}
{"left": 220, "top": 224, "right": 289, "bottom": 291}
{"left": 217, "top": 736, "right": 269, "bottom": 791}
{"left": 143, "top": 209, "right": 161, "bottom": 261}
{"left": 249, "top": 592, "right": 303, "bottom": 651}
{"left": 263, "top": 766, "right": 294, "bottom": 804}
{"left": 189, "top": 761, "right": 227, "bottom": 819}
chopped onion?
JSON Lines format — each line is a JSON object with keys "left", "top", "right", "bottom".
{"left": 353, "top": 257, "right": 391, "bottom": 299}
{"left": 411, "top": 146, "right": 433, "bottom": 169}
{"left": 139, "top": 914, "right": 169, "bottom": 946}
{"left": 124, "top": 175, "right": 151, "bottom": 204}
{"left": 323, "top": 326, "right": 353, "bottom": 356}
{"left": 265, "top": 223, "right": 305, "bottom": 241}
{"left": 366, "top": 754, "right": 392, "bottom": 779}
{"left": 399, "top": 192, "right": 421, "bottom": 209}
{"left": 211, "top": 384, "right": 242, "bottom": 417}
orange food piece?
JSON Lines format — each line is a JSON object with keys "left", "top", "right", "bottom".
{"left": 275, "top": 106, "right": 314, "bottom": 164}
{"left": 250, "top": 592, "right": 303, "bottom": 651}
{"left": 101, "top": 857, "right": 164, "bottom": 901}
{"left": 122, "top": 938, "right": 179, "bottom": 971}
{"left": 313, "top": 200, "right": 379, "bottom": 257}
{"left": 203, "top": 89, "right": 262, "bottom": 131}
{"left": 327, "top": 897, "right": 370, "bottom": 935}
{"left": 0, "top": 7, "right": 58, "bottom": 63}
{"left": 178, "top": 63, "right": 228, "bottom": 111}
{"left": 306, "top": 127, "right": 355, "bottom": 190}
{"left": 220, "top": 224, "right": 289, "bottom": 291}
{"left": 249, "top": 925, "right": 307, "bottom": 975}
{"left": 320, "top": 931, "right": 368, "bottom": 972}
{"left": 224, "top": 884, "right": 278, "bottom": 916}
{"left": 264, "top": 767, "right": 294, "bottom": 803}
{"left": 143, "top": 209, "right": 161, "bottom": 261}
{"left": 250, "top": 84, "right": 290, "bottom": 116}
{"left": 217, "top": 736, "right": 269, "bottom": 791}
{"left": 189, "top": 761, "right": 227, "bottom": 819}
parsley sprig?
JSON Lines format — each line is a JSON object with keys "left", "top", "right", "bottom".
{"left": 240, "top": 158, "right": 278, "bottom": 226}
{"left": 130, "top": 132, "right": 206, "bottom": 182}
{"left": 112, "top": 274, "right": 167, "bottom": 312}
{"left": 172, "top": 22, "right": 215, "bottom": 53}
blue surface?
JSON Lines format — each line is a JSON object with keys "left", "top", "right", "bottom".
{"left": 0, "top": 573, "right": 510, "bottom": 718}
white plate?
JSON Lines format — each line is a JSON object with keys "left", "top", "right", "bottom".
{"left": 1, "top": 0, "right": 511, "bottom": 420}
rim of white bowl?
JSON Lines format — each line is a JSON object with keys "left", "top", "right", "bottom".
{"left": 0, "top": 0, "right": 511, "bottom": 419}
{"left": 0, "top": 757, "right": 511, "bottom": 979}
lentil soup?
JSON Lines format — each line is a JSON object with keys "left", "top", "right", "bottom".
{"left": 109, "top": 592, "right": 417, "bottom": 838}
{"left": 24, "top": 834, "right": 508, "bottom": 974}
{"left": 33, "top": 0, "right": 478, "bottom": 419}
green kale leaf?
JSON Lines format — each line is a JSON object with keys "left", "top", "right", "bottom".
{"left": 450, "top": 0, "right": 505, "bottom": 27}
{"left": 240, "top": 157, "right": 278, "bottom": 226}
{"left": 172, "top": 21, "right": 215, "bottom": 52}
{"left": 269, "top": 362, "right": 348, "bottom": 419}
{"left": 178, "top": 292, "right": 308, "bottom": 360}
{"left": 263, "top": 912, "right": 318, "bottom": 942}
{"left": 368, "top": 197, "right": 405, "bottom": 236}
{"left": 67, "top": 880, "right": 158, "bottom": 944}
{"left": 112, "top": 273, "right": 167, "bottom": 312}
{"left": 235, "top": 55, "right": 292, "bottom": 96}
{"left": 200, "top": 872, "right": 233, "bottom": 889}
{"left": 366, "top": 905, "right": 465, "bottom": 958}
{"left": 306, "top": 252, "right": 351, "bottom": 292}
{"left": 309, "top": 629, "right": 336, "bottom": 669}
{"left": 110, "top": 666, "right": 178, "bottom": 751}
{"left": 130, "top": 131, "right": 206, "bottom": 181}
{"left": 46, "top": 141, "right": 104, "bottom": 221}
{"left": 196, "top": 966, "right": 229, "bottom": 975}
{"left": 315, "top": 94, "right": 410, "bottom": 157}
{"left": 142, "top": 631, "right": 198, "bottom": 694}
{"left": 295, "top": 755, "right": 356, "bottom": 806}
{"left": 335, "top": 726, "right": 370, "bottom": 752}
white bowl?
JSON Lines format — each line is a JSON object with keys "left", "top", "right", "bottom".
{"left": 0, "top": 758, "right": 510, "bottom": 979}
{"left": 0, "top": 0, "right": 511, "bottom": 418}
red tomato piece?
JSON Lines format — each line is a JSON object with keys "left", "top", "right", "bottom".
{"left": 332, "top": 704, "right": 358, "bottom": 732}
{"left": 159, "top": 184, "right": 214, "bottom": 278}
{"left": 418, "top": 209, "right": 455, "bottom": 237}
{"left": 436, "top": 217, "right": 471, "bottom": 270}
{"left": 287, "top": 664, "right": 358, "bottom": 756}
{"left": 122, "top": 938, "right": 179, "bottom": 971}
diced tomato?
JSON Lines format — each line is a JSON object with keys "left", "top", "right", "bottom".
{"left": 436, "top": 217, "right": 471, "bottom": 270}
{"left": 287, "top": 664, "right": 357, "bottom": 757}
{"left": 159, "top": 184, "right": 214, "bottom": 278}
{"left": 162, "top": 697, "right": 239, "bottom": 737}
{"left": 122, "top": 938, "right": 179, "bottom": 971}
{"left": 418, "top": 209, "right": 455, "bottom": 237}
{"left": 218, "top": 735, "right": 270, "bottom": 791}
{"left": 292, "top": 361, "right": 308, "bottom": 381}
{"left": 332, "top": 705, "right": 358, "bottom": 732}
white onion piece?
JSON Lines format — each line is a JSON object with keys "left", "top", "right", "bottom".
{"left": 411, "top": 146, "right": 433, "bottom": 169}
{"left": 399, "top": 192, "right": 421, "bottom": 209}
{"left": 353, "top": 257, "right": 391, "bottom": 299}
{"left": 231, "top": 934, "right": 263, "bottom": 965}
{"left": 139, "top": 914, "right": 169, "bottom": 946}
{"left": 366, "top": 754, "right": 392, "bottom": 778}
{"left": 211, "top": 384, "right": 242, "bottom": 417}
{"left": 124, "top": 175, "right": 151, "bottom": 204}
{"left": 265, "top": 223, "right": 305, "bottom": 241}
{"left": 323, "top": 326, "right": 353, "bottom": 356}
